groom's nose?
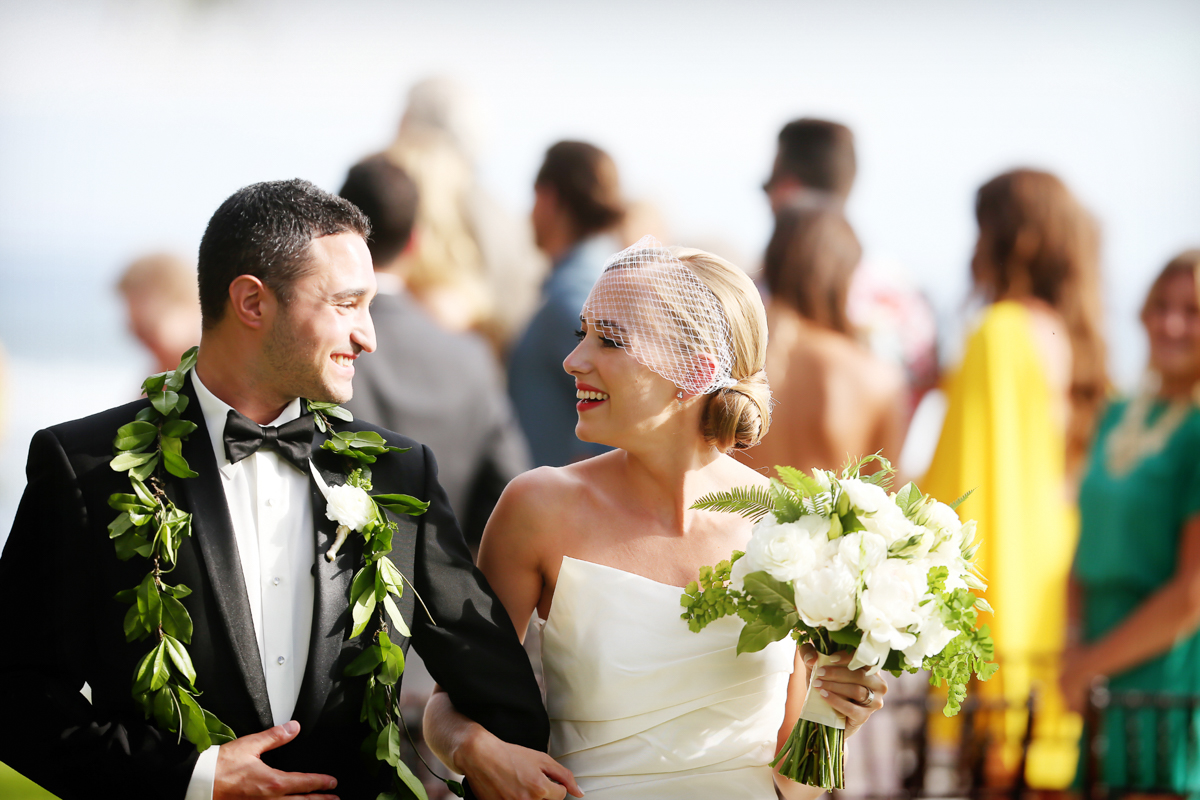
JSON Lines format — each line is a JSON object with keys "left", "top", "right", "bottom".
{"left": 352, "top": 312, "right": 376, "bottom": 355}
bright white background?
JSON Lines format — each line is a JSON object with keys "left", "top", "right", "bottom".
{"left": 1, "top": 0, "right": 1198, "bottom": 542}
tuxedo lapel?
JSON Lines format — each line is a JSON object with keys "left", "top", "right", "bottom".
{"left": 178, "top": 374, "right": 273, "bottom": 729}
{"left": 292, "top": 439, "right": 355, "bottom": 730}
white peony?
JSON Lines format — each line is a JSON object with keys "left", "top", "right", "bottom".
{"left": 736, "top": 517, "right": 822, "bottom": 586}
{"left": 794, "top": 560, "right": 859, "bottom": 631}
{"left": 325, "top": 483, "right": 376, "bottom": 531}
{"left": 849, "top": 559, "right": 927, "bottom": 671}
{"left": 839, "top": 478, "right": 890, "bottom": 515}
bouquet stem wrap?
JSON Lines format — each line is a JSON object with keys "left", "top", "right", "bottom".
{"left": 773, "top": 650, "right": 847, "bottom": 789}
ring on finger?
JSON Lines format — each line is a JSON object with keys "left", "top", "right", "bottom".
{"left": 856, "top": 688, "right": 876, "bottom": 707}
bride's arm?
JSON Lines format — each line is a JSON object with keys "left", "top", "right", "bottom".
{"left": 774, "top": 648, "right": 888, "bottom": 800}
{"left": 423, "top": 471, "right": 582, "bottom": 800}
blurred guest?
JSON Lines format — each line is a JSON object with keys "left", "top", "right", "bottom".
{"left": 508, "top": 141, "right": 624, "bottom": 467}
{"left": 1063, "top": 249, "right": 1200, "bottom": 794}
{"left": 763, "top": 118, "right": 938, "bottom": 413}
{"left": 384, "top": 130, "right": 493, "bottom": 338}
{"left": 116, "top": 252, "right": 201, "bottom": 373}
{"left": 923, "top": 169, "right": 1108, "bottom": 788}
{"left": 390, "top": 76, "right": 548, "bottom": 352}
{"left": 338, "top": 153, "right": 530, "bottom": 547}
{"left": 748, "top": 207, "right": 906, "bottom": 473}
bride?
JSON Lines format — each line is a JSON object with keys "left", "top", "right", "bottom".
{"left": 424, "top": 238, "right": 886, "bottom": 799}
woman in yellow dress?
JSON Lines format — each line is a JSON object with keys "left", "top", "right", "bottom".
{"left": 922, "top": 169, "right": 1108, "bottom": 788}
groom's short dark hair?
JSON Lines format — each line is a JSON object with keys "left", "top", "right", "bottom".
{"left": 198, "top": 178, "right": 371, "bottom": 327}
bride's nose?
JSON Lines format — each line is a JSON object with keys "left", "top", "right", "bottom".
{"left": 563, "top": 337, "right": 591, "bottom": 377}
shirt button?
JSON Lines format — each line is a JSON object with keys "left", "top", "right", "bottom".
{"left": 272, "top": 577, "right": 281, "bottom": 586}
{"left": 277, "top": 656, "right": 286, "bottom": 666}
{"left": 265, "top": 496, "right": 277, "bottom": 508}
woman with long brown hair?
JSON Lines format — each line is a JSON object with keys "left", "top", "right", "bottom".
{"left": 747, "top": 206, "right": 907, "bottom": 474}
{"left": 1063, "top": 250, "right": 1200, "bottom": 794}
{"left": 923, "top": 169, "right": 1107, "bottom": 789}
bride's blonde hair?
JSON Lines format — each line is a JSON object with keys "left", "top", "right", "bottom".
{"left": 671, "top": 248, "right": 772, "bottom": 452}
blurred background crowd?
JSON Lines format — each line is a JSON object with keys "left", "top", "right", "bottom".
{"left": 1, "top": 1, "right": 1199, "bottom": 798}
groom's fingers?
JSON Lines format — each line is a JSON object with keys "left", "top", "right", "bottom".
{"left": 539, "top": 754, "right": 583, "bottom": 797}
{"left": 246, "top": 720, "right": 303, "bottom": 754}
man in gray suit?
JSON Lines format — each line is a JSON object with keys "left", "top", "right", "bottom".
{"left": 338, "top": 154, "right": 530, "bottom": 549}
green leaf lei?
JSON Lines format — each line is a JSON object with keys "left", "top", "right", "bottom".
{"left": 108, "top": 348, "right": 463, "bottom": 799}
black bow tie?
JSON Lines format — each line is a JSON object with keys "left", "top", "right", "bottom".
{"left": 223, "top": 409, "right": 314, "bottom": 473}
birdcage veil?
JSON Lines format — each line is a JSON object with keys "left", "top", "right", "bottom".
{"left": 581, "top": 235, "right": 738, "bottom": 395}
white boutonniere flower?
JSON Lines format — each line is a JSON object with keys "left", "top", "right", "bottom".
{"left": 319, "top": 478, "right": 376, "bottom": 562}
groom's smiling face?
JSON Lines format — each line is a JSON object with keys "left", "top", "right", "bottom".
{"left": 262, "top": 231, "right": 377, "bottom": 405}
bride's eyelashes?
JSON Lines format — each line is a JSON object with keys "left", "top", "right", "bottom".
{"left": 573, "top": 329, "right": 621, "bottom": 348}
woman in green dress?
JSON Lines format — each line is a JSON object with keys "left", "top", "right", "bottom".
{"left": 1063, "top": 249, "right": 1200, "bottom": 793}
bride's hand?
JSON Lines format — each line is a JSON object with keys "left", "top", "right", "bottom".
{"left": 799, "top": 645, "right": 887, "bottom": 737}
{"left": 459, "top": 728, "right": 584, "bottom": 800}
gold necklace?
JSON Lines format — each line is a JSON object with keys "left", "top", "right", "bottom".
{"left": 1105, "top": 373, "right": 1195, "bottom": 477}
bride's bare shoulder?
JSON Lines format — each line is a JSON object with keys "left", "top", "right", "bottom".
{"left": 490, "top": 458, "right": 605, "bottom": 531}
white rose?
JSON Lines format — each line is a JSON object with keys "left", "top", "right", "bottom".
{"left": 839, "top": 478, "right": 890, "bottom": 515}
{"left": 794, "top": 560, "right": 858, "bottom": 631}
{"left": 740, "top": 518, "right": 820, "bottom": 584}
{"left": 325, "top": 483, "right": 375, "bottom": 531}
{"left": 837, "top": 531, "right": 888, "bottom": 574}
{"left": 812, "top": 469, "right": 833, "bottom": 492}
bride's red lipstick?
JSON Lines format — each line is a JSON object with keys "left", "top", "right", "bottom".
{"left": 575, "top": 381, "right": 609, "bottom": 412}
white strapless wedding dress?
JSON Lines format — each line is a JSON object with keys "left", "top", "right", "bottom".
{"left": 538, "top": 556, "right": 795, "bottom": 798}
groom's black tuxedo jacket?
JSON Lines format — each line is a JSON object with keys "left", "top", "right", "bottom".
{"left": 0, "top": 375, "right": 549, "bottom": 799}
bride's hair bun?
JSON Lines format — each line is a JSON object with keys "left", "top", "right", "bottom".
{"left": 670, "top": 247, "right": 773, "bottom": 452}
{"left": 706, "top": 370, "right": 772, "bottom": 451}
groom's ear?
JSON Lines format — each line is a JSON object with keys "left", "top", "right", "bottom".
{"left": 227, "top": 274, "right": 273, "bottom": 331}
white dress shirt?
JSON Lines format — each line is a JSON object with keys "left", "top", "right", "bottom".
{"left": 186, "top": 371, "right": 317, "bottom": 800}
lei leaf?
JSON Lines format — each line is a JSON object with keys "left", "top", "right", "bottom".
{"left": 107, "top": 347, "right": 231, "bottom": 752}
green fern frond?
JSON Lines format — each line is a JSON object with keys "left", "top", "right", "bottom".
{"left": 949, "top": 488, "right": 976, "bottom": 511}
{"left": 691, "top": 485, "right": 775, "bottom": 521}
{"left": 769, "top": 479, "right": 805, "bottom": 523}
{"left": 773, "top": 465, "right": 823, "bottom": 499}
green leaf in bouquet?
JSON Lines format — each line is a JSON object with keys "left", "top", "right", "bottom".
{"left": 741, "top": 570, "right": 795, "bottom": 611}
{"left": 839, "top": 510, "right": 866, "bottom": 535}
{"left": 737, "top": 617, "right": 792, "bottom": 654}
{"left": 829, "top": 627, "right": 862, "bottom": 648}
{"left": 690, "top": 485, "right": 774, "bottom": 521}
{"left": 895, "top": 482, "right": 923, "bottom": 516}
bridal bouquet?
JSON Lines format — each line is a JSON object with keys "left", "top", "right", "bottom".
{"left": 680, "top": 457, "right": 997, "bottom": 789}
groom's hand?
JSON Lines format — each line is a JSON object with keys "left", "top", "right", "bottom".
{"left": 214, "top": 720, "right": 340, "bottom": 800}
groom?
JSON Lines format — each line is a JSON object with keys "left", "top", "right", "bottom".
{"left": 0, "top": 180, "right": 549, "bottom": 799}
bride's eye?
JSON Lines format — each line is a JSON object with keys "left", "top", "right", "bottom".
{"left": 599, "top": 335, "right": 620, "bottom": 348}
{"left": 573, "top": 329, "right": 586, "bottom": 341}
